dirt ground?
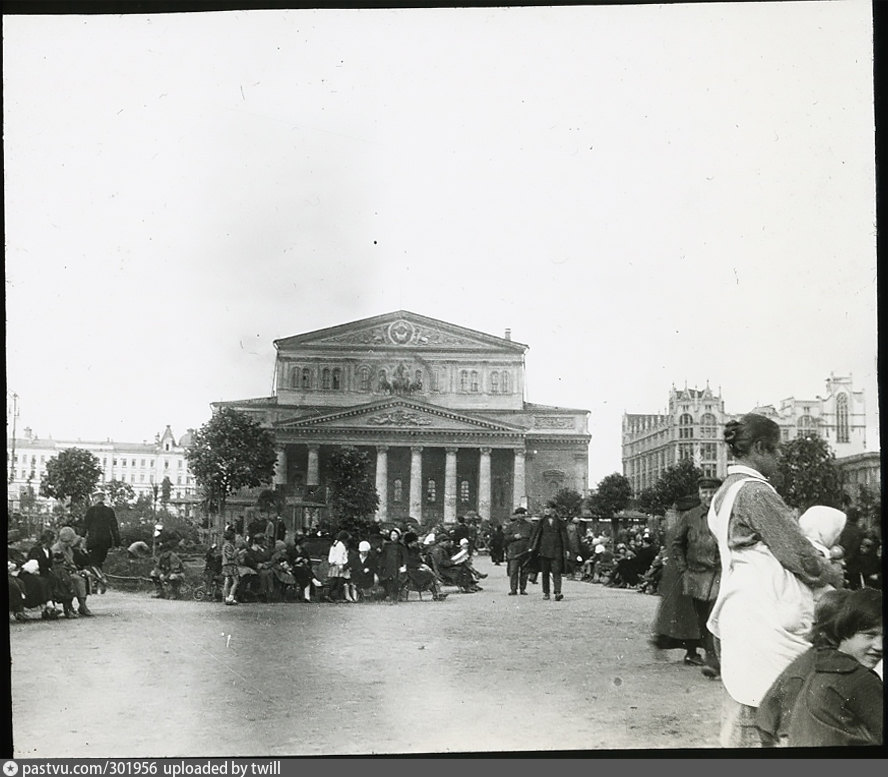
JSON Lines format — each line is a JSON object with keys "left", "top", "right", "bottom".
{"left": 10, "top": 555, "right": 724, "bottom": 757}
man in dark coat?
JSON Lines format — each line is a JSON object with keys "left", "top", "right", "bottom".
{"left": 82, "top": 492, "right": 121, "bottom": 568}
{"left": 505, "top": 508, "right": 532, "bottom": 595}
{"left": 529, "top": 506, "right": 570, "bottom": 601}
{"left": 671, "top": 477, "right": 722, "bottom": 677}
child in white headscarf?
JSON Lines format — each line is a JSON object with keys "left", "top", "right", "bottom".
{"left": 798, "top": 506, "right": 847, "bottom": 603}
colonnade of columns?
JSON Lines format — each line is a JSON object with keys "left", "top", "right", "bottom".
{"left": 273, "top": 442, "right": 527, "bottom": 523}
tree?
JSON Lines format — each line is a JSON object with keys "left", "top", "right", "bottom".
{"left": 161, "top": 476, "right": 172, "bottom": 505}
{"left": 104, "top": 479, "right": 136, "bottom": 509}
{"left": 547, "top": 487, "right": 584, "bottom": 520}
{"left": 855, "top": 484, "right": 881, "bottom": 531}
{"left": 776, "top": 435, "right": 843, "bottom": 511}
{"left": 39, "top": 447, "right": 102, "bottom": 517}
{"left": 586, "top": 473, "right": 632, "bottom": 520}
{"left": 327, "top": 446, "right": 379, "bottom": 539}
{"left": 256, "top": 488, "right": 284, "bottom": 519}
{"left": 635, "top": 459, "right": 702, "bottom": 516}
{"left": 184, "top": 407, "right": 277, "bottom": 522}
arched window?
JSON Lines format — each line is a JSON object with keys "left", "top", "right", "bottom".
{"left": 460, "top": 370, "right": 468, "bottom": 392}
{"left": 470, "top": 370, "right": 479, "bottom": 392}
{"left": 836, "top": 394, "right": 849, "bottom": 443}
{"left": 700, "top": 413, "right": 718, "bottom": 438}
{"left": 798, "top": 414, "right": 813, "bottom": 433}
{"left": 393, "top": 479, "right": 403, "bottom": 503}
{"left": 321, "top": 368, "right": 331, "bottom": 390}
{"left": 459, "top": 480, "right": 470, "bottom": 502}
{"left": 331, "top": 368, "right": 341, "bottom": 390}
{"left": 358, "top": 367, "right": 370, "bottom": 392}
{"left": 426, "top": 479, "right": 436, "bottom": 503}
{"left": 290, "top": 367, "right": 299, "bottom": 388}
{"left": 679, "top": 413, "right": 694, "bottom": 439}
{"left": 301, "top": 368, "right": 312, "bottom": 389}
{"left": 490, "top": 372, "right": 499, "bottom": 393}
{"left": 502, "top": 371, "right": 510, "bottom": 393}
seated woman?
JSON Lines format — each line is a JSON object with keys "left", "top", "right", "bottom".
{"left": 349, "top": 540, "right": 379, "bottom": 601}
{"left": 287, "top": 537, "right": 322, "bottom": 602}
{"left": 429, "top": 535, "right": 478, "bottom": 593}
{"left": 269, "top": 540, "right": 297, "bottom": 601}
{"left": 402, "top": 532, "right": 443, "bottom": 600}
{"left": 51, "top": 526, "right": 92, "bottom": 617}
{"left": 234, "top": 536, "right": 259, "bottom": 601}
{"left": 10, "top": 558, "right": 60, "bottom": 620}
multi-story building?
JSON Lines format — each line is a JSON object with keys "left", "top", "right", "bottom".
{"left": 215, "top": 310, "right": 591, "bottom": 531}
{"left": 835, "top": 451, "right": 881, "bottom": 508}
{"left": 622, "top": 374, "right": 869, "bottom": 496}
{"left": 622, "top": 384, "right": 729, "bottom": 496}
{"left": 6, "top": 425, "right": 197, "bottom": 513}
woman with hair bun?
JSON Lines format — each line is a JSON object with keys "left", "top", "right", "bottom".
{"left": 706, "top": 413, "right": 843, "bottom": 747}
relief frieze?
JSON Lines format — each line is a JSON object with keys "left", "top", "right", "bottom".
{"left": 533, "top": 416, "right": 575, "bottom": 429}
{"left": 365, "top": 410, "right": 433, "bottom": 427}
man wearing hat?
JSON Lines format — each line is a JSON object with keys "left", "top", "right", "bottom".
{"left": 505, "top": 507, "right": 533, "bottom": 595}
{"left": 671, "top": 476, "right": 723, "bottom": 678}
{"left": 529, "top": 505, "right": 570, "bottom": 601}
{"left": 82, "top": 491, "right": 121, "bottom": 570}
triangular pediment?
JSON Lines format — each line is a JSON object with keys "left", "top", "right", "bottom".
{"left": 274, "top": 310, "right": 527, "bottom": 352}
{"left": 275, "top": 398, "right": 525, "bottom": 433}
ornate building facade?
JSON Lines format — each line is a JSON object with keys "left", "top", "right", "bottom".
{"left": 216, "top": 311, "right": 590, "bottom": 527}
{"left": 622, "top": 375, "right": 869, "bottom": 496}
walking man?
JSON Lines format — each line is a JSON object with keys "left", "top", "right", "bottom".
{"left": 671, "top": 476, "right": 723, "bottom": 678}
{"left": 530, "top": 505, "right": 570, "bottom": 601}
{"left": 505, "top": 507, "right": 533, "bottom": 595}
{"left": 82, "top": 492, "right": 121, "bottom": 570}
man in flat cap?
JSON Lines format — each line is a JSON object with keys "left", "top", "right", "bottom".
{"left": 671, "top": 476, "right": 723, "bottom": 678}
{"left": 505, "top": 507, "right": 532, "bottom": 596}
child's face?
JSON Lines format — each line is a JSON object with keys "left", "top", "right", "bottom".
{"left": 838, "top": 625, "right": 883, "bottom": 670}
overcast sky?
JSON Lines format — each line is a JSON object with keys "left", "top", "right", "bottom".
{"left": 4, "top": 2, "right": 877, "bottom": 484}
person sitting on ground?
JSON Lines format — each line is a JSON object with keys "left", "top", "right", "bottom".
{"left": 51, "top": 526, "right": 93, "bottom": 617}
{"left": 756, "top": 587, "right": 882, "bottom": 747}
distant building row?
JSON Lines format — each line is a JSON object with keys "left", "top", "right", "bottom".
{"left": 622, "top": 374, "right": 872, "bottom": 498}
{"left": 7, "top": 425, "right": 197, "bottom": 514}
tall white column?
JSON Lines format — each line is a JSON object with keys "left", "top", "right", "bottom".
{"left": 306, "top": 444, "right": 320, "bottom": 486}
{"left": 375, "top": 445, "right": 388, "bottom": 522}
{"left": 512, "top": 448, "right": 526, "bottom": 510}
{"left": 273, "top": 446, "right": 287, "bottom": 486}
{"left": 444, "top": 447, "right": 458, "bottom": 524}
{"left": 409, "top": 445, "right": 424, "bottom": 522}
{"left": 478, "top": 446, "right": 492, "bottom": 519}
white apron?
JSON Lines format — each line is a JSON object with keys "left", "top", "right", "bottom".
{"left": 707, "top": 474, "right": 814, "bottom": 707}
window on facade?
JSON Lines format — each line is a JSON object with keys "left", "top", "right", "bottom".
{"left": 177, "top": 475, "right": 182, "bottom": 485}
{"left": 470, "top": 371, "right": 479, "bottom": 392}
{"left": 700, "top": 443, "right": 717, "bottom": 461}
{"left": 426, "top": 479, "right": 436, "bottom": 502}
{"left": 836, "top": 394, "right": 849, "bottom": 443}
{"left": 782, "top": 428, "right": 790, "bottom": 441}
{"left": 332, "top": 368, "right": 342, "bottom": 390}
{"left": 378, "top": 369, "right": 388, "bottom": 391}
{"left": 164, "top": 460, "right": 169, "bottom": 469}
{"left": 490, "top": 372, "right": 499, "bottom": 393}
{"left": 678, "top": 413, "right": 694, "bottom": 439}
{"left": 393, "top": 479, "right": 403, "bottom": 503}
{"left": 121, "top": 459, "right": 127, "bottom": 467}
{"left": 460, "top": 370, "right": 468, "bottom": 392}
{"left": 130, "top": 474, "right": 135, "bottom": 483}
{"left": 140, "top": 474, "right": 145, "bottom": 482}
{"left": 301, "top": 368, "right": 312, "bottom": 389}
{"left": 502, "top": 371, "right": 510, "bottom": 393}
{"left": 358, "top": 367, "right": 370, "bottom": 392}
{"left": 321, "top": 368, "right": 331, "bottom": 390}
{"left": 291, "top": 367, "right": 299, "bottom": 388}
{"left": 459, "top": 480, "right": 470, "bottom": 502}
{"left": 679, "top": 443, "right": 694, "bottom": 460}
{"left": 700, "top": 413, "right": 718, "bottom": 439}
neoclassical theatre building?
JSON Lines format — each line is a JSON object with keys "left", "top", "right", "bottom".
{"left": 216, "top": 311, "right": 590, "bottom": 527}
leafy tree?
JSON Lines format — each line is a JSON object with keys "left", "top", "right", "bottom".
{"left": 587, "top": 473, "right": 632, "bottom": 520}
{"left": 20, "top": 481, "right": 38, "bottom": 514}
{"left": 39, "top": 447, "right": 102, "bottom": 516}
{"left": 256, "top": 488, "right": 285, "bottom": 518}
{"left": 161, "top": 475, "right": 172, "bottom": 505}
{"left": 635, "top": 459, "right": 702, "bottom": 516}
{"left": 104, "top": 479, "right": 136, "bottom": 508}
{"left": 327, "top": 446, "right": 379, "bottom": 539}
{"left": 185, "top": 407, "right": 277, "bottom": 521}
{"left": 547, "top": 487, "right": 584, "bottom": 519}
{"left": 776, "top": 435, "right": 843, "bottom": 511}
{"left": 636, "top": 486, "right": 665, "bottom": 516}
{"left": 855, "top": 484, "right": 881, "bottom": 531}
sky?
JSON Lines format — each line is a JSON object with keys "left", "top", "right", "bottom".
{"left": 4, "top": 2, "right": 878, "bottom": 484}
